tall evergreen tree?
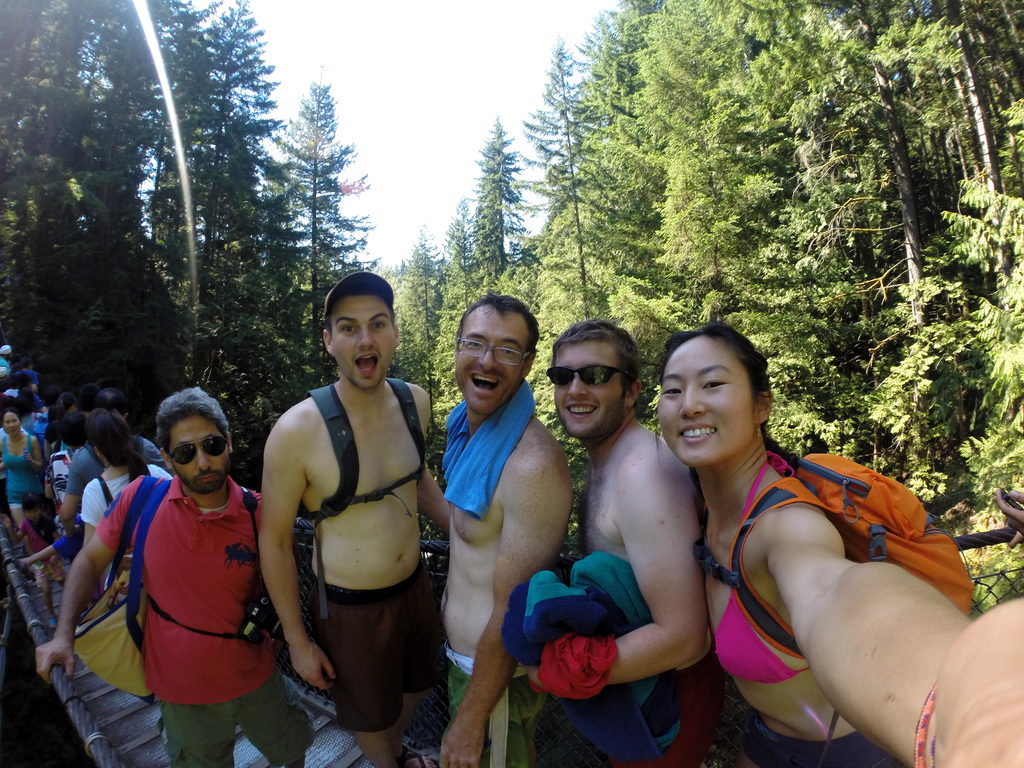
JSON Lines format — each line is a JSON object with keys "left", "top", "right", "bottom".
{"left": 279, "top": 80, "right": 368, "bottom": 346}
{"left": 394, "top": 232, "right": 443, "bottom": 429}
{"left": 473, "top": 119, "right": 526, "bottom": 277}
{"left": 525, "top": 40, "right": 591, "bottom": 313}
{"left": 442, "top": 200, "right": 475, "bottom": 306}
{"left": 0, "top": 0, "right": 178, "bottom": 409}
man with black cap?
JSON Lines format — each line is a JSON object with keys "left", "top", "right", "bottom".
{"left": 260, "top": 272, "right": 442, "bottom": 768}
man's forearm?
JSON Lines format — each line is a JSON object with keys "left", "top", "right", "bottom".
{"left": 454, "top": 616, "right": 519, "bottom": 726}
{"left": 607, "top": 623, "right": 708, "bottom": 684}
{"left": 259, "top": 538, "right": 310, "bottom": 646}
{"left": 59, "top": 493, "right": 80, "bottom": 531}
{"left": 417, "top": 474, "right": 452, "bottom": 535}
{"left": 54, "top": 555, "right": 103, "bottom": 641}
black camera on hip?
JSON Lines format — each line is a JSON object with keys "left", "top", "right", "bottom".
{"left": 239, "top": 593, "right": 281, "bottom": 644}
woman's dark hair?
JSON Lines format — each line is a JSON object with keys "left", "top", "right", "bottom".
{"left": 3, "top": 386, "right": 35, "bottom": 417}
{"left": 57, "top": 391, "right": 77, "bottom": 411}
{"left": 41, "top": 385, "right": 62, "bottom": 408}
{"left": 86, "top": 408, "right": 148, "bottom": 480}
{"left": 57, "top": 410, "right": 88, "bottom": 448}
{"left": 78, "top": 383, "right": 100, "bottom": 412}
{"left": 9, "top": 371, "right": 31, "bottom": 389}
{"left": 46, "top": 391, "right": 78, "bottom": 443}
{"left": 660, "top": 320, "right": 798, "bottom": 468}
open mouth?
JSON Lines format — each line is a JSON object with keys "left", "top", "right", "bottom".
{"left": 472, "top": 374, "right": 498, "bottom": 390}
{"left": 355, "top": 354, "right": 378, "bottom": 376}
{"left": 682, "top": 427, "right": 716, "bottom": 437}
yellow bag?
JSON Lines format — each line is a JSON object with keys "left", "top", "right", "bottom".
{"left": 73, "top": 477, "right": 169, "bottom": 698}
{"left": 74, "top": 567, "right": 150, "bottom": 697}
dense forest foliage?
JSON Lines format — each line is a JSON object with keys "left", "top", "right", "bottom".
{"left": 2, "top": 0, "right": 1023, "bottom": 565}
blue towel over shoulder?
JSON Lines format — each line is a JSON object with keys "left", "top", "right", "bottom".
{"left": 442, "top": 381, "right": 535, "bottom": 519}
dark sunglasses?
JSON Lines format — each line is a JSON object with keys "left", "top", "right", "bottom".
{"left": 546, "top": 365, "right": 630, "bottom": 387}
{"left": 168, "top": 435, "right": 228, "bottom": 465}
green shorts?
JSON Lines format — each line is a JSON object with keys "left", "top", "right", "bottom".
{"left": 159, "top": 669, "right": 313, "bottom": 768}
{"left": 447, "top": 664, "right": 545, "bottom": 768}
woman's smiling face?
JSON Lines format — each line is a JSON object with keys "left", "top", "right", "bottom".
{"left": 657, "top": 334, "right": 771, "bottom": 469}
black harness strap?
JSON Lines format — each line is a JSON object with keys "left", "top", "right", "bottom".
{"left": 306, "top": 378, "right": 425, "bottom": 618}
{"left": 99, "top": 477, "right": 114, "bottom": 506}
{"left": 307, "top": 378, "right": 425, "bottom": 519}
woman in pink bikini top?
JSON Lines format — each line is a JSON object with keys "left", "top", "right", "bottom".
{"left": 655, "top": 321, "right": 1002, "bottom": 768}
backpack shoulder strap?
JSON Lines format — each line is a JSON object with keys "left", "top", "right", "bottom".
{"left": 108, "top": 476, "right": 160, "bottom": 582}
{"left": 124, "top": 478, "right": 171, "bottom": 651}
{"left": 693, "top": 534, "right": 742, "bottom": 589}
{"left": 240, "top": 487, "right": 259, "bottom": 545}
{"left": 347, "top": 379, "right": 426, "bottom": 507}
{"left": 729, "top": 484, "right": 805, "bottom": 656}
{"left": 307, "top": 385, "right": 358, "bottom": 521}
{"left": 386, "top": 378, "right": 425, "bottom": 466}
{"left": 99, "top": 476, "right": 114, "bottom": 506}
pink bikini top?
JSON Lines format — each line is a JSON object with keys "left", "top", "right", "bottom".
{"left": 703, "top": 462, "right": 809, "bottom": 684}
{"left": 714, "top": 591, "right": 804, "bottom": 683}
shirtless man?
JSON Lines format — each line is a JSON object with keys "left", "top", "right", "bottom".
{"left": 547, "top": 320, "right": 724, "bottom": 768}
{"left": 419, "top": 292, "right": 572, "bottom": 768}
{"left": 260, "top": 272, "right": 441, "bottom": 768}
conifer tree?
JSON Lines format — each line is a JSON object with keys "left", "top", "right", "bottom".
{"left": 525, "top": 40, "right": 590, "bottom": 311}
{"left": 394, "top": 232, "right": 443, "bottom": 429}
{"left": 473, "top": 119, "right": 526, "bottom": 277}
{"left": 280, "top": 80, "right": 368, "bottom": 342}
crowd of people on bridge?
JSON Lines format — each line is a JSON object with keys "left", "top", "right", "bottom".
{"left": 3, "top": 274, "right": 1023, "bottom": 768}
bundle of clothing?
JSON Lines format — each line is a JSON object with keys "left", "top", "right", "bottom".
{"left": 501, "top": 551, "right": 679, "bottom": 761}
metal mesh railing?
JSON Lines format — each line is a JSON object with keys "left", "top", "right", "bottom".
{"left": 258, "top": 524, "right": 1024, "bottom": 766}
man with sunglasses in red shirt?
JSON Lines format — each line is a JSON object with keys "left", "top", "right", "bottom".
{"left": 36, "top": 387, "right": 313, "bottom": 768}
{"left": 544, "top": 320, "right": 724, "bottom": 768}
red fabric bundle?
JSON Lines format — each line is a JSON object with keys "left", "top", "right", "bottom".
{"left": 535, "top": 632, "right": 617, "bottom": 699}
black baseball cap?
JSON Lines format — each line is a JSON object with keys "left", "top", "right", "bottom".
{"left": 323, "top": 272, "right": 394, "bottom": 323}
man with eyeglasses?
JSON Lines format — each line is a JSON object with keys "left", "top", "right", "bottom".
{"left": 36, "top": 387, "right": 313, "bottom": 768}
{"left": 260, "top": 272, "right": 441, "bottom": 768}
{"left": 543, "top": 320, "right": 724, "bottom": 768}
{"left": 418, "top": 291, "right": 572, "bottom": 768}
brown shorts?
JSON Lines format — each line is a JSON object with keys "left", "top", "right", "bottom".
{"left": 311, "top": 562, "right": 442, "bottom": 732}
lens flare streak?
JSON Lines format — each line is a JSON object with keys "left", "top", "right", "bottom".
{"left": 131, "top": 0, "right": 198, "bottom": 313}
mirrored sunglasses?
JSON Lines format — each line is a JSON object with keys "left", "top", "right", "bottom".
{"left": 169, "top": 435, "right": 228, "bottom": 465}
{"left": 546, "top": 365, "right": 629, "bottom": 387}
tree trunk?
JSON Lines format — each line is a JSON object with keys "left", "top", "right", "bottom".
{"left": 860, "top": 11, "right": 926, "bottom": 326}
{"left": 947, "top": 0, "right": 1012, "bottom": 276}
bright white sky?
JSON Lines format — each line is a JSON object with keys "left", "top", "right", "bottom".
{"left": 244, "top": 0, "right": 617, "bottom": 267}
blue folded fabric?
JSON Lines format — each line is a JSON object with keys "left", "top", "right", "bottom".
{"left": 442, "top": 381, "right": 535, "bottom": 519}
{"left": 500, "top": 552, "right": 680, "bottom": 761}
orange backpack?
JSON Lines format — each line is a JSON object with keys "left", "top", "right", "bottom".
{"left": 696, "top": 453, "right": 975, "bottom": 657}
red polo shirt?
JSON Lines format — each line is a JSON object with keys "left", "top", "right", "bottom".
{"left": 97, "top": 476, "right": 275, "bottom": 704}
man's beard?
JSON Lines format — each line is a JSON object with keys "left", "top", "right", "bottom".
{"left": 179, "top": 467, "right": 228, "bottom": 496}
